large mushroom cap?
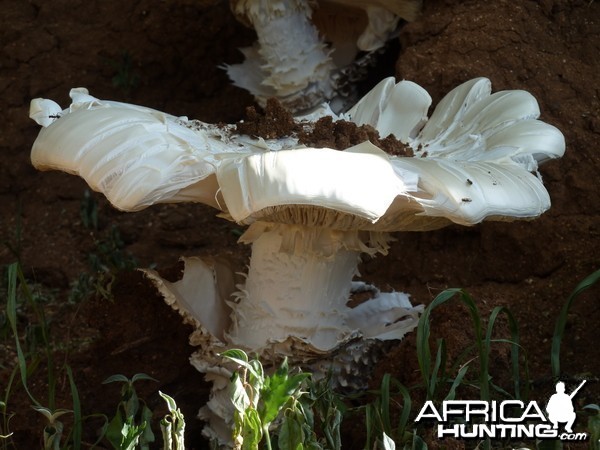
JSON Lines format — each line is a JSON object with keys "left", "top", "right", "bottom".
{"left": 30, "top": 77, "right": 565, "bottom": 232}
{"left": 31, "top": 88, "right": 233, "bottom": 211}
{"left": 346, "top": 77, "right": 565, "bottom": 228}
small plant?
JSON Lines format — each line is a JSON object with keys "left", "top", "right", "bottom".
{"left": 102, "top": 373, "right": 157, "bottom": 450}
{"left": 159, "top": 391, "right": 185, "bottom": 450}
{"left": 80, "top": 188, "right": 99, "bottom": 231}
{"left": 416, "top": 288, "right": 524, "bottom": 403}
{"left": 110, "top": 52, "right": 140, "bottom": 97}
{"left": 70, "top": 222, "right": 138, "bottom": 303}
{"left": 70, "top": 190, "right": 138, "bottom": 303}
{"left": 5, "top": 263, "right": 56, "bottom": 409}
{"left": 364, "top": 374, "right": 414, "bottom": 450}
{"left": 0, "top": 398, "right": 14, "bottom": 446}
{"left": 583, "top": 404, "right": 600, "bottom": 450}
{"left": 3, "top": 263, "right": 87, "bottom": 449}
{"left": 32, "top": 406, "right": 71, "bottom": 450}
{"left": 359, "top": 286, "right": 532, "bottom": 450}
{"left": 551, "top": 269, "right": 600, "bottom": 379}
{"left": 89, "top": 225, "right": 138, "bottom": 273}
{"left": 1, "top": 204, "right": 23, "bottom": 263}
{"left": 222, "top": 349, "right": 311, "bottom": 450}
{"left": 299, "top": 376, "right": 345, "bottom": 450}
{"left": 536, "top": 269, "right": 600, "bottom": 450}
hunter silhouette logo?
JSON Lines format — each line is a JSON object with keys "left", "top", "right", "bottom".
{"left": 415, "top": 380, "right": 588, "bottom": 442}
{"left": 546, "top": 380, "right": 586, "bottom": 433}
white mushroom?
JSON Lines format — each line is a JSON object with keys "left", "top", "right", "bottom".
{"left": 29, "top": 77, "right": 564, "bottom": 445}
{"left": 226, "top": 0, "right": 422, "bottom": 112}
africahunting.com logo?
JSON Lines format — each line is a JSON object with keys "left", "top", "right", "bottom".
{"left": 415, "top": 380, "right": 588, "bottom": 442}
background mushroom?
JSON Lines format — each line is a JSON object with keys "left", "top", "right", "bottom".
{"left": 226, "top": 0, "right": 422, "bottom": 112}
{"left": 30, "top": 76, "right": 564, "bottom": 444}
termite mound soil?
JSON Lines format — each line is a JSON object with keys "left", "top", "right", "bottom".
{"left": 1, "top": 0, "right": 598, "bottom": 448}
{"left": 237, "top": 98, "right": 413, "bottom": 156}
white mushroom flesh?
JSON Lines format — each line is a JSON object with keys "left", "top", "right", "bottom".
{"left": 227, "top": 0, "right": 336, "bottom": 111}
{"left": 29, "top": 76, "right": 564, "bottom": 446}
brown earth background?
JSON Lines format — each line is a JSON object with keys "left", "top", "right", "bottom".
{"left": 0, "top": 0, "right": 598, "bottom": 448}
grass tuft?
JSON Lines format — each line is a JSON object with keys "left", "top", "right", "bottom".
{"left": 551, "top": 269, "right": 600, "bottom": 380}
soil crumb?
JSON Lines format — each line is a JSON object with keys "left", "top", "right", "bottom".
{"left": 236, "top": 98, "right": 298, "bottom": 139}
{"left": 299, "top": 116, "right": 413, "bottom": 156}
{"left": 236, "top": 98, "right": 413, "bottom": 156}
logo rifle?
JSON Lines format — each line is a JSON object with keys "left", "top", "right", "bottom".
{"left": 569, "top": 380, "right": 586, "bottom": 399}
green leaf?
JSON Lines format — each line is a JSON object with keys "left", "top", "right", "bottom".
{"left": 230, "top": 373, "right": 252, "bottom": 413}
{"left": 131, "top": 373, "right": 158, "bottom": 384}
{"left": 407, "top": 433, "right": 428, "bottom": 450}
{"left": 444, "top": 364, "right": 469, "bottom": 401}
{"left": 551, "top": 269, "right": 600, "bottom": 379}
{"left": 584, "top": 405, "right": 600, "bottom": 450}
{"left": 6, "top": 264, "right": 40, "bottom": 407}
{"left": 222, "top": 349, "right": 263, "bottom": 382}
{"left": 382, "top": 432, "right": 396, "bottom": 450}
{"left": 485, "top": 306, "right": 524, "bottom": 400}
{"left": 159, "top": 392, "right": 186, "bottom": 450}
{"left": 32, "top": 406, "right": 71, "bottom": 424}
{"left": 297, "top": 398, "right": 314, "bottom": 430}
{"left": 139, "top": 404, "right": 155, "bottom": 445}
{"left": 278, "top": 416, "right": 304, "bottom": 450}
{"left": 66, "top": 365, "right": 83, "bottom": 450}
{"left": 103, "top": 374, "right": 130, "bottom": 384}
{"left": 417, "top": 288, "right": 487, "bottom": 400}
{"left": 159, "top": 391, "right": 178, "bottom": 412}
{"left": 105, "top": 413, "right": 126, "bottom": 449}
{"left": 261, "top": 364, "right": 310, "bottom": 425}
{"left": 123, "top": 387, "right": 140, "bottom": 419}
{"left": 120, "top": 421, "right": 143, "bottom": 450}
{"left": 222, "top": 349, "right": 249, "bottom": 363}
{"left": 323, "top": 407, "right": 342, "bottom": 450}
{"left": 301, "top": 422, "right": 323, "bottom": 450}
{"left": 43, "top": 421, "right": 64, "bottom": 450}
{"left": 241, "top": 408, "right": 262, "bottom": 450}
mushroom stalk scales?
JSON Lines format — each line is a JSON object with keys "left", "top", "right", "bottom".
{"left": 234, "top": 224, "right": 363, "bottom": 351}
{"left": 228, "top": 0, "right": 336, "bottom": 112}
{"left": 229, "top": 222, "right": 414, "bottom": 352}
{"left": 227, "top": 0, "right": 422, "bottom": 112}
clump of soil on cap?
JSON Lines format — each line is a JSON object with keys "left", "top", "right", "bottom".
{"left": 300, "top": 115, "right": 414, "bottom": 156}
{"left": 236, "top": 98, "right": 298, "bottom": 139}
{"left": 236, "top": 98, "right": 413, "bottom": 156}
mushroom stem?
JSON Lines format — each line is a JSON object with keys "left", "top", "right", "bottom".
{"left": 228, "top": 0, "right": 336, "bottom": 111}
{"left": 228, "top": 222, "right": 363, "bottom": 351}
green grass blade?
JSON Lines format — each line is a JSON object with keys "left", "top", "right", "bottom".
{"left": 485, "top": 306, "right": 523, "bottom": 400}
{"left": 380, "top": 374, "right": 392, "bottom": 435}
{"left": 417, "top": 289, "right": 486, "bottom": 400}
{"left": 416, "top": 288, "right": 461, "bottom": 399}
{"left": 365, "top": 403, "right": 376, "bottom": 449}
{"left": 388, "top": 378, "right": 412, "bottom": 441}
{"left": 444, "top": 364, "right": 469, "bottom": 401}
{"left": 15, "top": 268, "right": 56, "bottom": 410}
{"left": 66, "top": 365, "right": 82, "bottom": 450}
{"left": 583, "top": 404, "right": 600, "bottom": 450}
{"left": 409, "top": 432, "right": 428, "bottom": 450}
{"left": 551, "top": 269, "right": 600, "bottom": 379}
{"left": 429, "top": 339, "right": 446, "bottom": 400}
{"left": 6, "top": 263, "right": 40, "bottom": 407}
